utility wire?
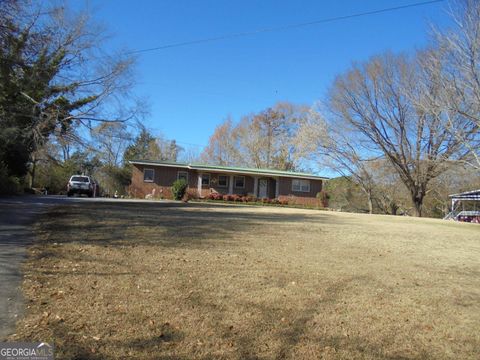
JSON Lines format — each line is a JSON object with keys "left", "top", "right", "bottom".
{"left": 127, "top": 0, "right": 445, "bottom": 55}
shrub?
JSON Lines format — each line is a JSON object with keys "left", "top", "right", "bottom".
{"left": 316, "top": 191, "right": 330, "bottom": 208}
{"left": 182, "top": 190, "right": 193, "bottom": 202}
{"left": 279, "top": 199, "right": 289, "bottom": 206}
{"left": 171, "top": 179, "right": 188, "bottom": 200}
{"left": 0, "top": 162, "right": 22, "bottom": 195}
{"left": 208, "top": 193, "right": 223, "bottom": 200}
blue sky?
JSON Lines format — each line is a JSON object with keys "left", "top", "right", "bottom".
{"left": 82, "top": 0, "right": 451, "bottom": 152}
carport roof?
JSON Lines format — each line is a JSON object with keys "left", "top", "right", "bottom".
{"left": 129, "top": 160, "right": 329, "bottom": 180}
{"left": 449, "top": 189, "right": 480, "bottom": 200}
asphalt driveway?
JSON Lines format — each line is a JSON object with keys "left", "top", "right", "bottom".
{"left": 0, "top": 196, "right": 67, "bottom": 339}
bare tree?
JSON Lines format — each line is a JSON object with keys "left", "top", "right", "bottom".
{"left": 367, "top": 160, "right": 409, "bottom": 215}
{"left": 296, "top": 107, "right": 379, "bottom": 214}
{"left": 0, "top": 1, "right": 140, "bottom": 183}
{"left": 200, "top": 116, "right": 240, "bottom": 166}
{"left": 178, "top": 146, "right": 202, "bottom": 164}
{"left": 429, "top": 0, "right": 480, "bottom": 169}
{"left": 91, "top": 122, "right": 132, "bottom": 167}
{"left": 201, "top": 102, "right": 308, "bottom": 170}
{"left": 328, "top": 53, "right": 474, "bottom": 216}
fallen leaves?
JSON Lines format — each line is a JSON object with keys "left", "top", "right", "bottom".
{"left": 10, "top": 202, "right": 480, "bottom": 360}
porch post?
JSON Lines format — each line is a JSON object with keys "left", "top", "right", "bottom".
{"left": 197, "top": 172, "right": 202, "bottom": 198}
{"left": 228, "top": 175, "right": 234, "bottom": 195}
{"left": 253, "top": 176, "right": 258, "bottom": 197}
{"left": 275, "top": 177, "right": 280, "bottom": 198}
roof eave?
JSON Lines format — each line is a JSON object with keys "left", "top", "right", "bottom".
{"left": 188, "top": 165, "right": 328, "bottom": 180}
{"left": 129, "top": 160, "right": 329, "bottom": 180}
{"left": 449, "top": 189, "right": 480, "bottom": 198}
{"left": 128, "top": 160, "right": 189, "bottom": 169}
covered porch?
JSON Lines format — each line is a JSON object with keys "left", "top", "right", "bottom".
{"left": 196, "top": 172, "right": 279, "bottom": 199}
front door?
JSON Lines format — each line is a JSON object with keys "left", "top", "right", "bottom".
{"left": 259, "top": 179, "right": 268, "bottom": 198}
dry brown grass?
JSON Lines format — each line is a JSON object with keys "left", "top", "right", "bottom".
{"left": 10, "top": 201, "right": 480, "bottom": 359}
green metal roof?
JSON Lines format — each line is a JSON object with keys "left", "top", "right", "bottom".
{"left": 130, "top": 159, "right": 189, "bottom": 167}
{"left": 129, "top": 160, "right": 329, "bottom": 180}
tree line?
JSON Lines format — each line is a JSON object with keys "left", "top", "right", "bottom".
{"left": 200, "top": 0, "right": 480, "bottom": 217}
{"left": 0, "top": 1, "right": 190, "bottom": 196}
{"left": 1, "top": 0, "right": 479, "bottom": 217}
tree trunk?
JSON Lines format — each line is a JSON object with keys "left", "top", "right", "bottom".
{"left": 367, "top": 192, "right": 373, "bottom": 214}
{"left": 412, "top": 196, "right": 423, "bottom": 217}
{"left": 30, "top": 156, "right": 36, "bottom": 189}
{"left": 390, "top": 202, "right": 398, "bottom": 216}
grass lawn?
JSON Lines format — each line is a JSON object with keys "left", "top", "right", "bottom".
{"left": 10, "top": 201, "right": 480, "bottom": 359}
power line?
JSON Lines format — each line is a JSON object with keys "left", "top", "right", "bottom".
{"left": 175, "top": 140, "right": 206, "bottom": 149}
{"left": 127, "top": 0, "right": 445, "bottom": 55}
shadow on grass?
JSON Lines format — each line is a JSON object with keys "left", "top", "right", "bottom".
{"left": 36, "top": 201, "right": 339, "bottom": 249}
{"left": 27, "top": 201, "right": 424, "bottom": 359}
{"left": 29, "top": 201, "right": 344, "bottom": 278}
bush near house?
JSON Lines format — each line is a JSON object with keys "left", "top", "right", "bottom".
{"left": 171, "top": 179, "right": 188, "bottom": 200}
{"left": 316, "top": 190, "right": 330, "bottom": 208}
{"left": 205, "top": 192, "right": 326, "bottom": 209}
{"left": 208, "top": 193, "right": 223, "bottom": 201}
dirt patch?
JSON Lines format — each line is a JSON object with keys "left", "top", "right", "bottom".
{"left": 10, "top": 202, "right": 480, "bottom": 359}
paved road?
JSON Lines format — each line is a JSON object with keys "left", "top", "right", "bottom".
{"left": 0, "top": 195, "right": 178, "bottom": 340}
{"left": 0, "top": 196, "right": 70, "bottom": 340}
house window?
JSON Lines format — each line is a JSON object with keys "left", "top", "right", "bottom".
{"left": 143, "top": 168, "right": 154, "bottom": 182}
{"left": 234, "top": 176, "right": 245, "bottom": 189}
{"left": 218, "top": 175, "right": 228, "bottom": 188}
{"left": 177, "top": 171, "right": 188, "bottom": 181}
{"left": 292, "top": 179, "right": 310, "bottom": 192}
{"left": 201, "top": 174, "right": 210, "bottom": 186}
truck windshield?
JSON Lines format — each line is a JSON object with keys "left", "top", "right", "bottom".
{"left": 71, "top": 176, "right": 89, "bottom": 182}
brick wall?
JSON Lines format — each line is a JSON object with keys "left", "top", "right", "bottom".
{"left": 129, "top": 164, "right": 191, "bottom": 199}
{"left": 277, "top": 177, "right": 324, "bottom": 206}
{"left": 198, "top": 173, "right": 255, "bottom": 197}
{"left": 130, "top": 165, "right": 258, "bottom": 199}
{"left": 129, "top": 164, "right": 325, "bottom": 205}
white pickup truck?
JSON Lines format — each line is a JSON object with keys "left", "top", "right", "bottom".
{"left": 67, "top": 175, "right": 94, "bottom": 197}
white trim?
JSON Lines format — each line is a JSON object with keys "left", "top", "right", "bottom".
{"left": 177, "top": 171, "right": 188, "bottom": 181}
{"left": 130, "top": 161, "right": 189, "bottom": 169}
{"left": 292, "top": 179, "right": 310, "bottom": 193}
{"left": 234, "top": 175, "right": 245, "bottom": 189}
{"left": 129, "top": 161, "right": 328, "bottom": 180}
{"left": 217, "top": 175, "right": 228, "bottom": 188}
{"left": 197, "top": 173, "right": 202, "bottom": 196}
{"left": 201, "top": 173, "right": 211, "bottom": 186}
{"left": 143, "top": 168, "right": 154, "bottom": 182}
{"left": 192, "top": 167, "right": 326, "bottom": 180}
{"left": 228, "top": 175, "right": 234, "bottom": 194}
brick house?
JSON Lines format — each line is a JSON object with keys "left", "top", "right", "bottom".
{"left": 129, "top": 160, "right": 329, "bottom": 205}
